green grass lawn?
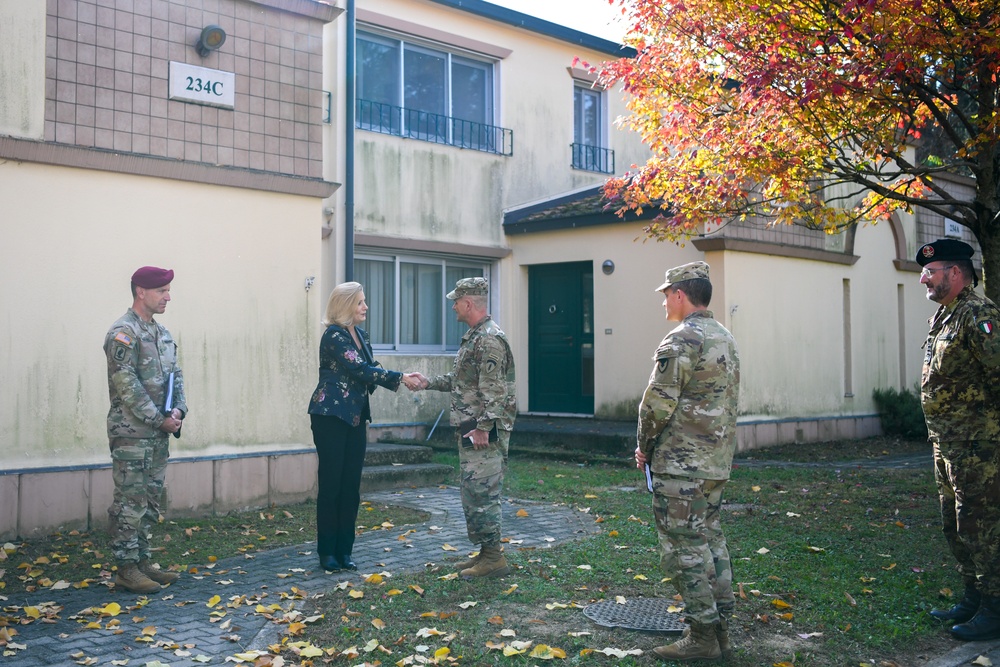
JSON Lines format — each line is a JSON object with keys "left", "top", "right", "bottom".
{"left": 1, "top": 436, "right": 954, "bottom": 665}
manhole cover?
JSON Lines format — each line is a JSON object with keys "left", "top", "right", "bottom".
{"left": 583, "top": 598, "right": 686, "bottom": 634}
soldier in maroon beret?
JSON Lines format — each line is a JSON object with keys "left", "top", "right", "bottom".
{"left": 103, "top": 266, "right": 187, "bottom": 593}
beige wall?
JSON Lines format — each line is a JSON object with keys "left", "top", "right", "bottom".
{"left": 0, "top": 0, "right": 46, "bottom": 139}
{"left": 0, "top": 160, "right": 323, "bottom": 469}
{"left": 504, "top": 218, "right": 937, "bottom": 423}
{"left": 506, "top": 222, "right": 703, "bottom": 419}
{"left": 716, "top": 222, "right": 933, "bottom": 419}
{"left": 351, "top": 0, "right": 649, "bottom": 247}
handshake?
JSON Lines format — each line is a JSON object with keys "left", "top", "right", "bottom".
{"left": 402, "top": 372, "right": 429, "bottom": 391}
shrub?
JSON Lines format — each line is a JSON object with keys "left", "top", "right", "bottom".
{"left": 872, "top": 385, "right": 928, "bottom": 439}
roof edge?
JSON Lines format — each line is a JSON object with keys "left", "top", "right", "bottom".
{"left": 424, "top": 0, "right": 636, "bottom": 57}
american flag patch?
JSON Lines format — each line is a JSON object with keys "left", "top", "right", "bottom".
{"left": 114, "top": 332, "right": 133, "bottom": 346}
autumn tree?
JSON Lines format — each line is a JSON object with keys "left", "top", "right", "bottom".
{"left": 596, "top": 0, "right": 1000, "bottom": 300}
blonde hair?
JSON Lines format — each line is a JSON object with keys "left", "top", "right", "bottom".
{"left": 322, "top": 282, "right": 364, "bottom": 328}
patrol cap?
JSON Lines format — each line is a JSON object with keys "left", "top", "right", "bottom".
{"left": 131, "top": 266, "right": 174, "bottom": 289}
{"left": 655, "top": 261, "right": 710, "bottom": 292}
{"left": 447, "top": 276, "right": 489, "bottom": 300}
{"left": 916, "top": 239, "right": 975, "bottom": 266}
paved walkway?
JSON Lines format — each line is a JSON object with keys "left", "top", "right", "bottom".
{"left": 2, "top": 486, "right": 598, "bottom": 667}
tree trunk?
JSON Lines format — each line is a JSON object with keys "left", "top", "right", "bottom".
{"left": 974, "top": 214, "right": 1000, "bottom": 305}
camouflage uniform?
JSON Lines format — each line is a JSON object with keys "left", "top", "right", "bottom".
{"left": 104, "top": 308, "right": 186, "bottom": 564}
{"left": 922, "top": 284, "right": 1000, "bottom": 596}
{"left": 426, "top": 315, "right": 516, "bottom": 546}
{"left": 639, "top": 309, "right": 740, "bottom": 625}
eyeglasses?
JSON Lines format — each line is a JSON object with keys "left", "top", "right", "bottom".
{"left": 920, "top": 265, "right": 954, "bottom": 279}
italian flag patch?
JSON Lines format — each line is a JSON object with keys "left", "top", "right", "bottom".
{"left": 981, "top": 321, "right": 995, "bottom": 334}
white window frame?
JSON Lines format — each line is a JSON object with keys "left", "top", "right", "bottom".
{"left": 573, "top": 83, "right": 606, "bottom": 149}
{"left": 355, "top": 252, "right": 490, "bottom": 353}
{"left": 357, "top": 29, "right": 498, "bottom": 136}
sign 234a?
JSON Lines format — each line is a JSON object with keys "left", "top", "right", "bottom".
{"left": 186, "top": 76, "right": 224, "bottom": 96}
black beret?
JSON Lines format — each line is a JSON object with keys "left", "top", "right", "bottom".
{"left": 916, "top": 239, "right": 974, "bottom": 266}
{"left": 131, "top": 266, "right": 174, "bottom": 288}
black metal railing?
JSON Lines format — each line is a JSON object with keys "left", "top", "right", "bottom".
{"left": 357, "top": 99, "right": 513, "bottom": 156}
{"left": 571, "top": 143, "right": 615, "bottom": 174}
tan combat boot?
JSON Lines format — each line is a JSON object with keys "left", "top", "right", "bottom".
{"left": 681, "top": 615, "right": 732, "bottom": 659}
{"left": 115, "top": 562, "right": 162, "bottom": 594}
{"left": 139, "top": 559, "right": 180, "bottom": 585}
{"left": 460, "top": 545, "right": 510, "bottom": 579}
{"left": 652, "top": 621, "right": 721, "bottom": 662}
{"left": 454, "top": 549, "right": 482, "bottom": 572}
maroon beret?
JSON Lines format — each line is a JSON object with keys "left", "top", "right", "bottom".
{"left": 131, "top": 266, "right": 174, "bottom": 289}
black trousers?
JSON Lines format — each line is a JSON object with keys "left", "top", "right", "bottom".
{"left": 310, "top": 414, "right": 367, "bottom": 558}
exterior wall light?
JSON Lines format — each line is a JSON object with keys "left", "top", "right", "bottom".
{"left": 602, "top": 259, "right": 615, "bottom": 275}
{"left": 196, "top": 25, "right": 227, "bottom": 57}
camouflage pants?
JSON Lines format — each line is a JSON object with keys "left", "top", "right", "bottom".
{"left": 458, "top": 430, "right": 509, "bottom": 547}
{"left": 934, "top": 440, "right": 1000, "bottom": 596}
{"left": 108, "top": 436, "right": 169, "bottom": 564}
{"left": 651, "top": 474, "right": 735, "bottom": 624}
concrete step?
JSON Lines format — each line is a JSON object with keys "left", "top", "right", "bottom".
{"left": 360, "top": 443, "right": 452, "bottom": 493}
{"left": 360, "top": 462, "right": 454, "bottom": 493}
{"left": 364, "top": 442, "right": 435, "bottom": 466}
{"left": 423, "top": 415, "right": 634, "bottom": 462}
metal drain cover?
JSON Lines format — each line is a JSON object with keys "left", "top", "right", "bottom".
{"left": 583, "top": 598, "right": 686, "bottom": 634}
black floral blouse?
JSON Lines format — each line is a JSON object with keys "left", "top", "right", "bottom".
{"left": 307, "top": 325, "right": 402, "bottom": 426}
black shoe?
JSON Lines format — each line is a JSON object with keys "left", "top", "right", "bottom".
{"left": 952, "top": 596, "right": 1000, "bottom": 641}
{"left": 338, "top": 555, "right": 357, "bottom": 571}
{"left": 931, "top": 586, "right": 981, "bottom": 624}
{"left": 320, "top": 554, "right": 342, "bottom": 572}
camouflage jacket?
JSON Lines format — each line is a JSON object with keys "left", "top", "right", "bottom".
{"left": 638, "top": 310, "right": 740, "bottom": 480}
{"left": 307, "top": 324, "right": 402, "bottom": 427}
{"left": 921, "top": 285, "right": 1000, "bottom": 442}
{"left": 426, "top": 316, "right": 516, "bottom": 433}
{"left": 104, "top": 308, "right": 187, "bottom": 438}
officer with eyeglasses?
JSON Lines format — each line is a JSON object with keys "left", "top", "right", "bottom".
{"left": 917, "top": 238, "right": 1000, "bottom": 641}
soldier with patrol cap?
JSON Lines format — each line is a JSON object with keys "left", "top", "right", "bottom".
{"left": 634, "top": 260, "right": 740, "bottom": 661}
{"left": 410, "top": 277, "right": 516, "bottom": 579}
{"left": 917, "top": 239, "right": 1000, "bottom": 641}
{"left": 104, "top": 266, "right": 187, "bottom": 594}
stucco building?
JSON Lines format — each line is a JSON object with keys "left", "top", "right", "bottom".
{"left": 0, "top": 0, "right": 981, "bottom": 539}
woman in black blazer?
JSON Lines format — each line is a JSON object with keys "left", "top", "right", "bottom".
{"left": 307, "top": 281, "right": 413, "bottom": 572}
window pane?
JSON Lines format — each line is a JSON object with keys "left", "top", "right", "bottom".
{"left": 404, "top": 46, "right": 446, "bottom": 142}
{"left": 452, "top": 59, "right": 490, "bottom": 123}
{"left": 355, "top": 259, "right": 395, "bottom": 345}
{"left": 445, "top": 267, "right": 484, "bottom": 348}
{"left": 400, "top": 262, "right": 443, "bottom": 345}
{"left": 358, "top": 34, "right": 400, "bottom": 131}
{"left": 574, "top": 86, "right": 600, "bottom": 146}
{"left": 452, "top": 58, "right": 492, "bottom": 150}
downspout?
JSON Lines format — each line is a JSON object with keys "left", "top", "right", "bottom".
{"left": 345, "top": 0, "right": 356, "bottom": 281}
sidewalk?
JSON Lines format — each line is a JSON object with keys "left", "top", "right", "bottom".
{"left": 2, "top": 486, "right": 599, "bottom": 667}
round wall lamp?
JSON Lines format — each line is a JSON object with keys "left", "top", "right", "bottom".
{"left": 196, "top": 25, "right": 227, "bottom": 57}
{"left": 602, "top": 260, "right": 615, "bottom": 275}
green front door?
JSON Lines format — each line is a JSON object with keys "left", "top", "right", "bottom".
{"left": 528, "top": 262, "right": 594, "bottom": 414}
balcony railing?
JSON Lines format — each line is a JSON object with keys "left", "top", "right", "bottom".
{"left": 357, "top": 99, "right": 513, "bottom": 156}
{"left": 571, "top": 143, "right": 615, "bottom": 174}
